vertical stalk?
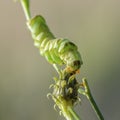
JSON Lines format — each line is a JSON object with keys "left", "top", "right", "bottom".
{"left": 20, "top": 0, "right": 31, "bottom": 20}
{"left": 78, "top": 78, "right": 104, "bottom": 120}
{"left": 68, "top": 106, "right": 81, "bottom": 120}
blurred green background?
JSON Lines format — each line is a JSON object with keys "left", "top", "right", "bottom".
{"left": 0, "top": 0, "right": 120, "bottom": 120}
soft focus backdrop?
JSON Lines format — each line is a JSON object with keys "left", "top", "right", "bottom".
{"left": 0, "top": 0, "right": 120, "bottom": 120}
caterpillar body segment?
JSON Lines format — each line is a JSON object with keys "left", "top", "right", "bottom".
{"left": 27, "top": 15, "right": 83, "bottom": 73}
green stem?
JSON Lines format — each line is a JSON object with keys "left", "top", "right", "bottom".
{"left": 68, "top": 106, "right": 81, "bottom": 120}
{"left": 78, "top": 78, "right": 104, "bottom": 120}
{"left": 20, "top": 0, "right": 31, "bottom": 20}
{"left": 53, "top": 64, "right": 62, "bottom": 79}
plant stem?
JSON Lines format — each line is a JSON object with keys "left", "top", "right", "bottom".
{"left": 68, "top": 106, "right": 81, "bottom": 120}
{"left": 53, "top": 64, "right": 62, "bottom": 78}
{"left": 78, "top": 78, "right": 104, "bottom": 120}
{"left": 20, "top": 0, "right": 31, "bottom": 20}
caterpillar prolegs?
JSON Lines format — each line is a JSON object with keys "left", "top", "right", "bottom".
{"left": 27, "top": 15, "right": 83, "bottom": 73}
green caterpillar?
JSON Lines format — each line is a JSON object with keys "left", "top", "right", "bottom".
{"left": 20, "top": 0, "right": 83, "bottom": 73}
{"left": 27, "top": 15, "right": 83, "bottom": 73}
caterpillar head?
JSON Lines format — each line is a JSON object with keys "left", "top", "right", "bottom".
{"left": 66, "top": 60, "right": 82, "bottom": 74}
{"left": 64, "top": 50, "right": 83, "bottom": 74}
